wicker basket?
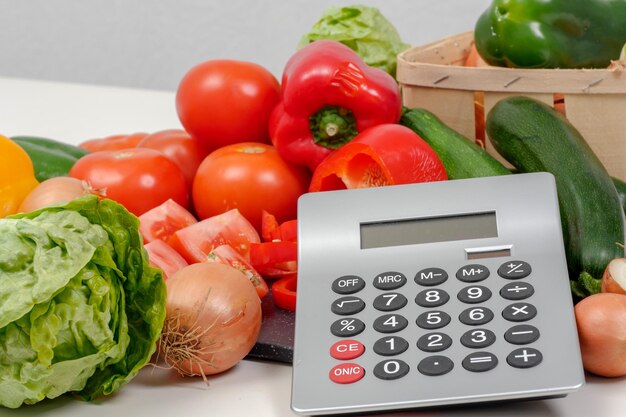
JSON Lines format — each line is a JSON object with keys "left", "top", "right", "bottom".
{"left": 397, "top": 31, "right": 626, "bottom": 181}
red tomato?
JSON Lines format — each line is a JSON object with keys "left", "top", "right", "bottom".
{"left": 79, "top": 132, "right": 148, "bottom": 152}
{"left": 192, "top": 142, "right": 310, "bottom": 232}
{"left": 175, "top": 60, "right": 281, "bottom": 150}
{"left": 139, "top": 198, "right": 197, "bottom": 244}
{"left": 168, "top": 208, "right": 260, "bottom": 264}
{"left": 261, "top": 211, "right": 297, "bottom": 242}
{"left": 144, "top": 239, "right": 189, "bottom": 280}
{"left": 205, "top": 244, "right": 269, "bottom": 298}
{"left": 249, "top": 241, "right": 298, "bottom": 278}
{"left": 137, "top": 129, "right": 208, "bottom": 187}
{"left": 69, "top": 148, "right": 189, "bottom": 216}
{"left": 272, "top": 274, "right": 297, "bottom": 311}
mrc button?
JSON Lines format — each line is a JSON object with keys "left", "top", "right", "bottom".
{"left": 373, "top": 271, "right": 407, "bottom": 290}
{"left": 330, "top": 339, "right": 365, "bottom": 360}
{"left": 332, "top": 275, "right": 366, "bottom": 294}
{"left": 329, "top": 363, "right": 365, "bottom": 384}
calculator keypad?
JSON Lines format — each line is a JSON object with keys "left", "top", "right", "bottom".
{"left": 328, "top": 260, "right": 543, "bottom": 384}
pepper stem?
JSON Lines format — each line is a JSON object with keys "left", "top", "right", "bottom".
{"left": 309, "top": 106, "right": 358, "bottom": 149}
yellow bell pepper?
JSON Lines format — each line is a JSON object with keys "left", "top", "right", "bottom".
{"left": 0, "top": 134, "right": 39, "bottom": 217}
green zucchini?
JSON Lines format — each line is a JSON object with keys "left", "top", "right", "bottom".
{"left": 612, "top": 177, "right": 626, "bottom": 215}
{"left": 11, "top": 136, "right": 90, "bottom": 181}
{"left": 400, "top": 108, "right": 511, "bottom": 179}
{"left": 485, "top": 96, "right": 625, "bottom": 297}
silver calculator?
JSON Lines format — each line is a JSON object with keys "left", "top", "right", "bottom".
{"left": 292, "top": 172, "right": 584, "bottom": 415}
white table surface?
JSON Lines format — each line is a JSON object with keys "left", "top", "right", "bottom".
{"left": 1, "top": 76, "right": 625, "bottom": 417}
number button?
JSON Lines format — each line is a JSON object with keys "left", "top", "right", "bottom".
{"left": 460, "top": 329, "right": 496, "bottom": 349}
{"left": 500, "top": 282, "right": 535, "bottom": 300}
{"left": 373, "top": 314, "right": 408, "bottom": 333}
{"left": 373, "top": 292, "right": 408, "bottom": 311}
{"left": 504, "top": 324, "right": 540, "bottom": 345}
{"left": 416, "top": 310, "right": 451, "bottom": 330}
{"left": 462, "top": 352, "right": 498, "bottom": 372}
{"left": 373, "top": 336, "right": 409, "bottom": 356}
{"left": 456, "top": 264, "right": 490, "bottom": 282}
{"left": 415, "top": 288, "right": 450, "bottom": 307}
{"left": 330, "top": 340, "right": 365, "bottom": 360}
{"left": 457, "top": 285, "right": 492, "bottom": 304}
{"left": 502, "top": 302, "right": 537, "bottom": 322}
{"left": 459, "top": 307, "right": 494, "bottom": 326}
{"left": 331, "top": 296, "right": 365, "bottom": 315}
{"left": 507, "top": 348, "right": 543, "bottom": 369}
{"left": 374, "top": 359, "right": 410, "bottom": 380}
{"left": 332, "top": 275, "right": 365, "bottom": 295}
{"left": 417, "top": 355, "right": 454, "bottom": 376}
{"left": 414, "top": 267, "right": 448, "bottom": 286}
{"left": 373, "top": 271, "right": 407, "bottom": 290}
{"left": 331, "top": 318, "right": 365, "bottom": 337}
{"left": 498, "top": 261, "right": 532, "bottom": 279}
{"left": 417, "top": 332, "right": 453, "bottom": 352}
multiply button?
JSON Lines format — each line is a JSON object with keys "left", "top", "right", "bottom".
{"left": 373, "top": 271, "right": 407, "bottom": 290}
{"left": 330, "top": 339, "right": 365, "bottom": 360}
{"left": 331, "top": 296, "right": 365, "bottom": 315}
{"left": 332, "top": 275, "right": 365, "bottom": 295}
{"left": 329, "top": 363, "right": 365, "bottom": 384}
{"left": 415, "top": 267, "right": 448, "bottom": 286}
{"left": 502, "top": 303, "right": 537, "bottom": 322}
{"left": 498, "top": 261, "right": 532, "bottom": 279}
{"left": 456, "top": 264, "right": 490, "bottom": 282}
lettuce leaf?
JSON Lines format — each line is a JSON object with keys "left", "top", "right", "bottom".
{"left": 298, "top": 5, "right": 410, "bottom": 76}
{"left": 0, "top": 196, "right": 166, "bottom": 408}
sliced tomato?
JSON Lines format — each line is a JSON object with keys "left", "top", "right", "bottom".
{"left": 249, "top": 241, "right": 297, "bottom": 278}
{"left": 168, "top": 208, "right": 260, "bottom": 264}
{"left": 139, "top": 198, "right": 197, "bottom": 244}
{"left": 79, "top": 132, "right": 149, "bottom": 152}
{"left": 144, "top": 239, "right": 189, "bottom": 280}
{"left": 272, "top": 274, "right": 297, "bottom": 311}
{"left": 205, "top": 244, "right": 269, "bottom": 298}
{"left": 261, "top": 210, "right": 297, "bottom": 242}
{"left": 279, "top": 220, "right": 297, "bottom": 242}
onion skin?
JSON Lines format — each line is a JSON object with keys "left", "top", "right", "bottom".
{"left": 18, "top": 176, "right": 98, "bottom": 213}
{"left": 601, "top": 258, "right": 626, "bottom": 295}
{"left": 161, "top": 263, "right": 262, "bottom": 377}
{"left": 574, "top": 293, "right": 626, "bottom": 377}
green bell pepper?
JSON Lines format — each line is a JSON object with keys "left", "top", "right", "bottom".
{"left": 474, "top": 0, "right": 626, "bottom": 69}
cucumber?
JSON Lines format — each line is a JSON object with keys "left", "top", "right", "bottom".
{"left": 11, "top": 136, "right": 90, "bottom": 181}
{"left": 612, "top": 177, "right": 626, "bottom": 215}
{"left": 400, "top": 108, "right": 511, "bottom": 179}
{"left": 486, "top": 96, "right": 625, "bottom": 297}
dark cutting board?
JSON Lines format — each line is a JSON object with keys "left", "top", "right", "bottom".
{"left": 247, "top": 289, "right": 295, "bottom": 363}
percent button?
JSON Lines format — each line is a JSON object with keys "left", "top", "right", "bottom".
{"left": 331, "top": 318, "right": 366, "bottom": 337}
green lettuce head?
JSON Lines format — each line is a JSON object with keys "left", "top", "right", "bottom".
{"left": 298, "top": 5, "right": 410, "bottom": 76}
{"left": 0, "top": 195, "right": 166, "bottom": 408}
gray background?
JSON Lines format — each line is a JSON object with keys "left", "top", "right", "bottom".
{"left": 0, "top": 0, "right": 491, "bottom": 91}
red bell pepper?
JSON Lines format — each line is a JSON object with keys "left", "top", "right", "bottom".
{"left": 272, "top": 274, "right": 298, "bottom": 311}
{"left": 309, "top": 124, "right": 448, "bottom": 192}
{"left": 269, "top": 40, "right": 402, "bottom": 172}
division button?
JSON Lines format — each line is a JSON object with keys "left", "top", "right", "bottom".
{"left": 329, "top": 363, "right": 365, "bottom": 384}
{"left": 462, "top": 352, "right": 498, "bottom": 372}
{"left": 504, "top": 324, "right": 540, "bottom": 345}
{"left": 507, "top": 348, "right": 543, "bottom": 369}
{"left": 373, "top": 271, "right": 407, "bottom": 290}
{"left": 414, "top": 267, "right": 448, "bottom": 286}
{"left": 331, "top": 318, "right": 366, "bottom": 337}
{"left": 502, "top": 303, "right": 537, "bottom": 322}
{"left": 498, "top": 261, "right": 532, "bottom": 279}
{"left": 417, "top": 332, "right": 453, "bottom": 352}
{"left": 415, "top": 288, "right": 450, "bottom": 307}
{"left": 456, "top": 264, "right": 490, "bottom": 282}
{"left": 457, "top": 285, "right": 492, "bottom": 304}
{"left": 373, "top": 336, "right": 409, "bottom": 356}
{"left": 500, "top": 282, "right": 535, "bottom": 300}
{"left": 330, "top": 339, "right": 365, "bottom": 360}
{"left": 332, "top": 275, "right": 366, "bottom": 295}
{"left": 460, "top": 328, "right": 496, "bottom": 349}
{"left": 373, "top": 314, "right": 408, "bottom": 333}
{"left": 416, "top": 310, "right": 451, "bottom": 330}
{"left": 373, "top": 292, "right": 408, "bottom": 311}
{"left": 417, "top": 355, "right": 454, "bottom": 376}
{"left": 374, "top": 359, "right": 410, "bottom": 380}
{"left": 459, "top": 307, "right": 494, "bottom": 326}
{"left": 331, "top": 296, "right": 366, "bottom": 315}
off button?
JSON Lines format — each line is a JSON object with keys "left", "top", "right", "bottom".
{"left": 329, "top": 363, "right": 365, "bottom": 384}
{"left": 330, "top": 339, "right": 365, "bottom": 360}
{"left": 332, "top": 275, "right": 366, "bottom": 294}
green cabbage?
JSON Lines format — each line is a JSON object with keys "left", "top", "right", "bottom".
{"left": 298, "top": 5, "right": 410, "bottom": 76}
{"left": 0, "top": 195, "right": 166, "bottom": 408}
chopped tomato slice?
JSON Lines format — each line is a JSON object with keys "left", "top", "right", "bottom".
{"left": 205, "top": 244, "right": 269, "bottom": 298}
{"left": 139, "top": 198, "right": 197, "bottom": 244}
{"left": 144, "top": 239, "right": 189, "bottom": 280}
{"left": 250, "top": 241, "right": 297, "bottom": 278}
{"left": 279, "top": 220, "right": 297, "bottom": 242}
{"left": 272, "top": 274, "right": 297, "bottom": 311}
{"left": 261, "top": 210, "right": 297, "bottom": 242}
{"left": 168, "top": 208, "right": 260, "bottom": 263}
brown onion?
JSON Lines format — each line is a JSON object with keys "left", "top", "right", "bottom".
{"left": 18, "top": 176, "right": 101, "bottom": 212}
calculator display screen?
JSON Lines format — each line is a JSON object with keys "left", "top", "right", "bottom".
{"left": 360, "top": 211, "right": 497, "bottom": 249}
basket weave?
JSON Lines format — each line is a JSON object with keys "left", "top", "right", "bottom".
{"left": 397, "top": 31, "right": 626, "bottom": 181}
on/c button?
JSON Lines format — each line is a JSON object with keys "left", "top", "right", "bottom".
{"left": 329, "top": 363, "right": 365, "bottom": 384}
{"left": 330, "top": 339, "right": 365, "bottom": 360}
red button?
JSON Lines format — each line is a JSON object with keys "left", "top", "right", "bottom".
{"left": 329, "top": 363, "right": 365, "bottom": 384}
{"left": 330, "top": 339, "right": 365, "bottom": 360}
